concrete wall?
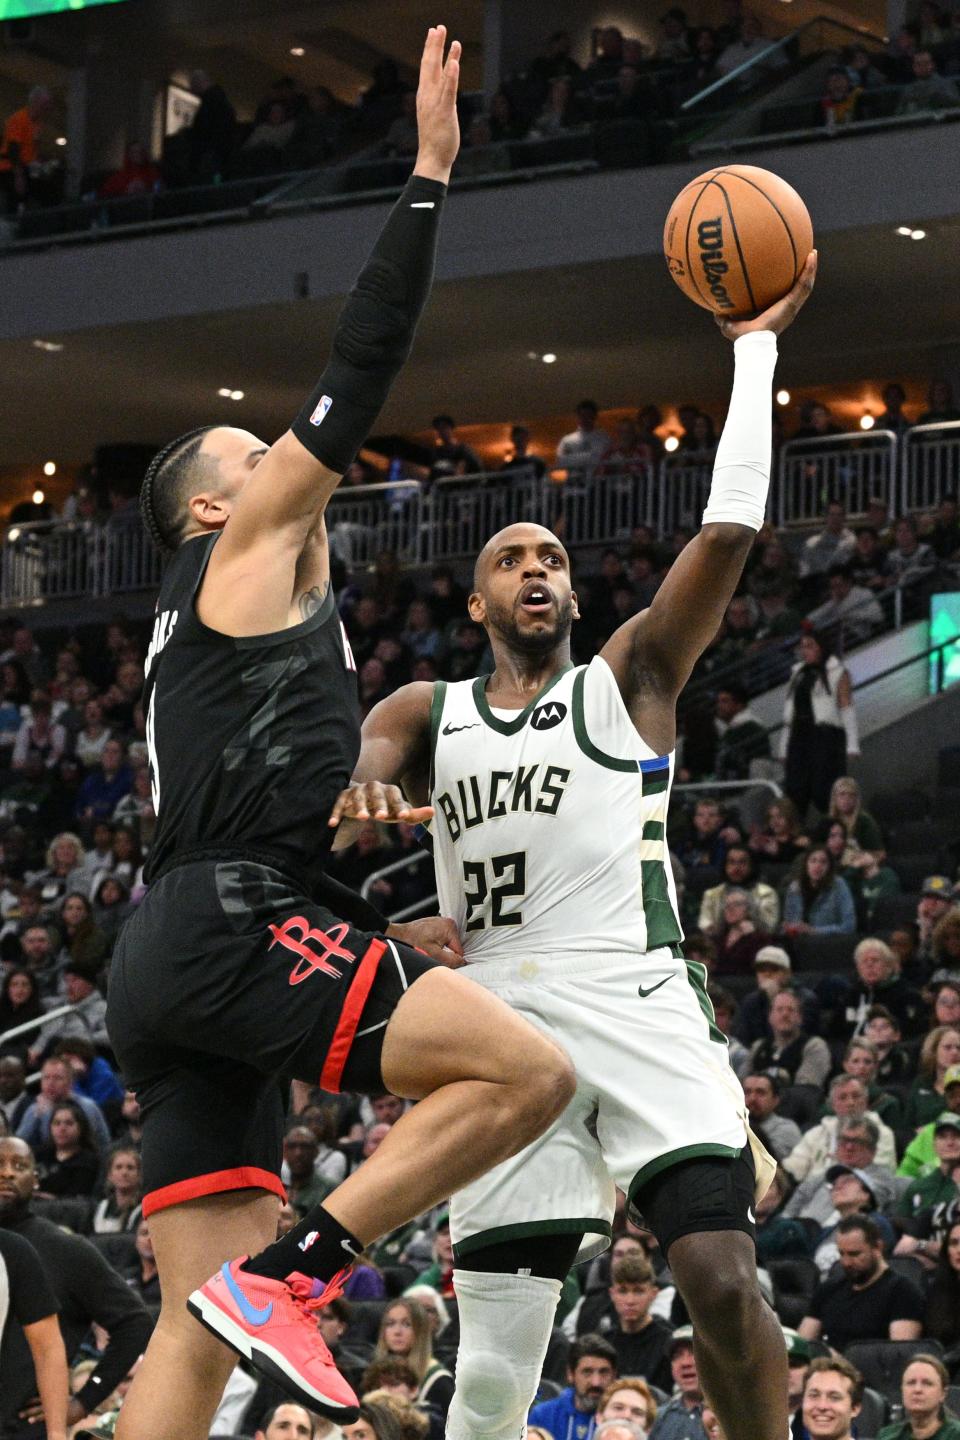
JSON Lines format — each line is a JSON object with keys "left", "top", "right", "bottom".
{"left": 858, "top": 680, "right": 960, "bottom": 796}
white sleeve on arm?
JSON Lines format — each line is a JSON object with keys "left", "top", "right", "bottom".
{"left": 702, "top": 329, "right": 779, "bottom": 532}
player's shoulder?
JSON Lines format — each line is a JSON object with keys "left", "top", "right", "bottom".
{"left": 365, "top": 680, "right": 435, "bottom": 729}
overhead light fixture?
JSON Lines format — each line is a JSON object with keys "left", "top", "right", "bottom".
{"left": 290, "top": 46, "right": 305, "bottom": 56}
{"left": 541, "top": 353, "right": 557, "bottom": 364}
{"left": 910, "top": 229, "right": 926, "bottom": 240}
{"left": 860, "top": 413, "right": 875, "bottom": 430}
{"left": 32, "top": 489, "right": 45, "bottom": 505}
{"left": 43, "top": 461, "right": 56, "bottom": 476}
{"left": 895, "top": 226, "right": 913, "bottom": 236}
{"left": 55, "top": 136, "right": 67, "bottom": 147}
{"left": 32, "top": 339, "right": 64, "bottom": 352}
{"left": 230, "top": 390, "right": 245, "bottom": 401}
{"left": 527, "top": 351, "right": 538, "bottom": 360}
{"left": 776, "top": 389, "right": 791, "bottom": 406}
{"left": 217, "top": 387, "right": 232, "bottom": 397}
{"left": 7, "top": 528, "right": 20, "bottom": 542}
{"left": 664, "top": 435, "right": 680, "bottom": 453}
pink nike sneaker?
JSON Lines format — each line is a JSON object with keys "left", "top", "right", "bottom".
{"left": 187, "top": 1259, "right": 359, "bottom": 1420}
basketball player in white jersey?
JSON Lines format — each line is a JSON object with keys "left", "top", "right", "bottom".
{"left": 329, "top": 252, "right": 816, "bottom": 1440}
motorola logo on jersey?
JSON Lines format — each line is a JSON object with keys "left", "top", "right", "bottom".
{"left": 530, "top": 702, "right": 567, "bottom": 731}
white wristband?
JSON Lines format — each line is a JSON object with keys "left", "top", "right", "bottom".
{"left": 701, "top": 330, "right": 778, "bottom": 533}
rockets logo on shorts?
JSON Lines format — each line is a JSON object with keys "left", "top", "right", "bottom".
{"left": 309, "top": 394, "right": 334, "bottom": 427}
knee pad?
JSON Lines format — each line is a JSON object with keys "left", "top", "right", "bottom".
{"left": 446, "top": 1271, "right": 561, "bottom": 1440}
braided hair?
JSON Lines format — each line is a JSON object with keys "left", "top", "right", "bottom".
{"left": 139, "top": 426, "right": 217, "bottom": 554}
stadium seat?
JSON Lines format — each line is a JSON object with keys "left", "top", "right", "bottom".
{"left": 791, "top": 932, "right": 858, "bottom": 972}
{"left": 31, "top": 1196, "right": 92, "bottom": 1231}
{"left": 766, "top": 1258, "right": 819, "bottom": 1328}
{"left": 890, "top": 854, "right": 940, "bottom": 895}
{"left": 888, "top": 1254, "right": 928, "bottom": 1288}
{"left": 938, "top": 746, "right": 960, "bottom": 789}
{"left": 857, "top": 1387, "right": 890, "bottom": 1439}
{"left": 931, "top": 787, "right": 960, "bottom": 822}
{"left": 534, "top": 1379, "right": 564, "bottom": 1402}
{"left": 778, "top": 1084, "right": 824, "bottom": 1128}
{"left": 884, "top": 820, "right": 943, "bottom": 856}
{"left": 868, "top": 789, "right": 931, "bottom": 825}
{"left": 948, "top": 1387, "right": 960, "bottom": 1417}
{"left": 88, "top": 1232, "right": 138, "bottom": 1274}
{"left": 844, "top": 1340, "right": 945, "bottom": 1403}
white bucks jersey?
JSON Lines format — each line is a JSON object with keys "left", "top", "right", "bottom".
{"left": 425, "top": 656, "right": 683, "bottom": 964}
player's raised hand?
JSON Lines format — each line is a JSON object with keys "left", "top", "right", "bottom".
{"left": 414, "top": 24, "right": 461, "bottom": 184}
{"left": 328, "top": 780, "right": 434, "bottom": 827}
{"left": 715, "top": 250, "right": 817, "bottom": 341}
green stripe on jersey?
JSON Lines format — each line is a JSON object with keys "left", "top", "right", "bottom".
{"left": 685, "top": 956, "right": 728, "bottom": 1046}
{"left": 571, "top": 669, "right": 639, "bottom": 771}
{"left": 640, "top": 859, "right": 683, "bottom": 950}
{"left": 428, "top": 681, "right": 447, "bottom": 794}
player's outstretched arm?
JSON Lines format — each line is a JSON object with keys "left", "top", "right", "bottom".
{"left": 328, "top": 681, "right": 435, "bottom": 838}
{"left": 213, "top": 27, "right": 460, "bottom": 567}
{"left": 603, "top": 253, "right": 816, "bottom": 715}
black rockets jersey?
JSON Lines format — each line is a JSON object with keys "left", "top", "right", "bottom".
{"left": 143, "top": 533, "right": 359, "bottom": 890}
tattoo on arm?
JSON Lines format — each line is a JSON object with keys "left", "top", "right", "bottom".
{"left": 299, "top": 582, "right": 329, "bottom": 619}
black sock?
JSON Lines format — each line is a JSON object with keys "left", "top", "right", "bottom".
{"left": 242, "top": 1204, "right": 363, "bottom": 1285}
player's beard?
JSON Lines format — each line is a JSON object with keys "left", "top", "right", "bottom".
{"left": 490, "top": 593, "right": 575, "bottom": 657}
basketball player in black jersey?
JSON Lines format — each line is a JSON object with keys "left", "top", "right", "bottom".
{"left": 105, "top": 31, "right": 574, "bottom": 1440}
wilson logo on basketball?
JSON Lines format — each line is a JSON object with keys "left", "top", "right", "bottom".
{"left": 696, "top": 218, "right": 735, "bottom": 311}
{"left": 268, "top": 916, "right": 356, "bottom": 984}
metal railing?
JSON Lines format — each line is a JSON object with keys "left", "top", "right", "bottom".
{"left": 1, "top": 1003, "right": 77, "bottom": 1047}
{"left": 328, "top": 480, "right": 423, "bottom": 567}
{"left": 901, "top": 420, "right": 960, "bottom": 516}
{"left": 360, "top": 849, "right": 437, "bottom": 922}
{"left": 777, "top": 430, "right": 898, "bottom": 527}
{"left": 0, "top": 522, "right": 161, "bottom": 606}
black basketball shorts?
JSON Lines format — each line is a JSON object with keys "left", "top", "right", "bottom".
{"left": 106, "top": 857, "right": 436, "bottom": 1218}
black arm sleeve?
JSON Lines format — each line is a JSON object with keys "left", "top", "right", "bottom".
{"left": 291, "top": 173, "right": 446, "bottom": 474}
{"left": 66, "top": 1237, "right": 154, "bottom": 1416}
{"left": 0, "top": 1231, "right": 58, "bottom": 1327}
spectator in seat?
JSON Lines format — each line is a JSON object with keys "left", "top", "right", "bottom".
{"left": 527, "top": 75, "right": 582, "bottom": 139}
{"left": 374, "top": 1299, "right": 455, "bottom": 1417}
{"left": 0, "top": 1056, "right": 29, "bottom": 1131}
{"left": 826, "top": 936, "right": 924, "bottom": 1041}
{"left": 784, "top": 1117, "right": 897, "bottom": 1222}
{"left": 56, "top": 893, "right": 109, "bottom": 972}
{"left": 743, "top": 1071, "right": 801, "bottom": 1161}
{"left": 864, "top": 1005, "right": 913, "bottom": 1084}
{"left": 750, "top": 989, "right": 831, "bottom": 1091}
{"left": 648, "top": 1328, "right": 707, "bottom": 1440}
{"left": 528, "top": 1333, "right": 618, "bottom": 1440}
{"left": 841, "top": 1037, "right": 902, "bottom": 1127}
{"left": 896, "top": 49, "right": 960, "bottom": 114}
{"left": 807, "top": 567, "right": 884, "bottom": 649}
{"left": 0, "top": 968, "right": 42, "bottom": 1060}
{"left": 657, "top": 7, "right": 691, "bottom": 63}
{"left": 98, "top": 142, "right": 161, "bottom": 198}
{"left": 677, "top": 797, "right": 736, "bottom": 877}
{"left": 594, "top": 1253, "right": 672, "bottom": 1390}
{"left": 917, "top": 875, "right": 956, "bottom": 968}
{"left": 282, "top": 1123, "right": 335, "bottom": 1217}
{"left": 91, "top": 1144, "right": 142, "bottom": 1234}
{"left": 897, "top": 1113, "right": 960, "bottom": 1219}
{"left": 28, "top": 961, "right": 108, "bottom": 1064}
{"left": 712, "top": 889, "right": 771, "bottom": 975}
{"left": 556, "top": 400, "right": 611, "bottom": 478}
{"left": 56, "top": 1035, "right": 123, "bottom": 1114}
{"left": 698, "top": 847, "right": 779, "bottom": 936}
{"left": 877, "top": 382, "right": 912, "bottom": 438}
{"left": 781, "top": 632, "right": 858, "bottom": 818}
{"left": 242, "top": 101, "right": 297, "bottom": 161}
{"left": 847, "top": 847, "right": 902, "bottom": 929}
{"left": 429, "top": 414, "right": 481, "bottom": 482}
{"left": 749, "top": 797, "right": 810, "bottom": 865}
{"left": 886, "top": 516, "right": 937, "bottom": 590}
{"left": 528, "top": 30, "right": 583, "bottom": 95}
{"left": 597, "top": 1380, "right": 658, "bottom": 1435}
{"left": 821, "top": 68, "right": 861, "bottom": 126}
{"left": 784, "top": 1077, "right": 898, "bottom": 1179}
{"left": 707, "top": 984, "right": 751, "bottom": 1080}
{"left": 904, "top": 1026, "right": 960, "bottom": 1131}
{"left": 782, "top": 847, "right": 856, "bottom": 938}
{"left": 712, "top": 686, "right": 770, "bottom": 782}
{"left": 801, "top": 1358, "right": 864, "bottom": 1440}
{"left": 587, "top": 27, "right": 627, "bottom": 84}
{"left": 923, "top": 1218, "right": 960, "bottom": 1354}
{"left": 735, "top": 945, "right": 820, "bottom": 1046}
{"left": 899, "top": 1063, "right": 960, "bottom": 1179}
{"left": 811, "top": 1167, "right": 895, "bottom": 1278}
{"left": 35, "top": 1098, "right": 99, "bottom": 1199}
{"left": 849, "top": 527, "right": 890, "bottom": 591}
{"left": 798, "top": 1214, "right": 924, "bottom": 1347}
{"left": 254, "top": 1403, "right": 317, "bottom": 1439}
{"left": 0, "top": 84, "right": 54, "bottom": 215}
{"left": 501, "top": 424, "right": 547, "bottom": 479}
{"left": 12, "top": 693, "right": 66, "bottom": 773}
{"left": 676, "top": 28, "right": 720, "bottom": 103}
{"left": 799, "top": 500, "right": 855, "bottom": 578}
{"left": 187, "top": 68, "right": 236, "bottom": 182}
{"left": 75, "top": 738, "right": 132, "bottom": 823}
{"left": 754, "top": 1167, "right": 810, "bottom": 1263}
{"left": 16, "top": 1054, "right": 110, "bottom": 1152}
{"left": 918, "top": 381, "right": 960, "bottom": 427}
{"left": 715, "top": 12, "right": 783, "bottom": 91}
{"left": 878, "top": 1354, "right": 960, "bottom": 1440}
{"left": 927, "top": 494, "right": 960, "bottom": 562}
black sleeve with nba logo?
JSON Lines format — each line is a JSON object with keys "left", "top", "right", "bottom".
{"left": 292, "top": 175, "right": 446, "bottom": 475}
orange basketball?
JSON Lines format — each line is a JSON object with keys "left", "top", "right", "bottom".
{"left": 663, "top": 164, "right": 813, "bottom": 319}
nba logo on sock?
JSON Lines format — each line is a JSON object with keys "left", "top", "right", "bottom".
{"left": 309, "top": 395, "right": 333, "bottom": 427}
{"left": 298, "top": 1230, "right": 319, "bottom": 1252}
